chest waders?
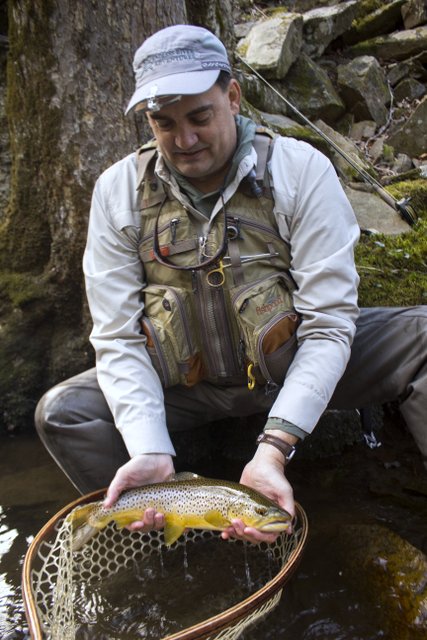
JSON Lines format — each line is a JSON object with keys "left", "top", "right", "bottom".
{"left": 137, "top": 130, "right": 300, "bottom": 392}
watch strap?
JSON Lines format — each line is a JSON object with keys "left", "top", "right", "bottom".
{"left": 256, "top": 433, "right": 296, "bottom": 464}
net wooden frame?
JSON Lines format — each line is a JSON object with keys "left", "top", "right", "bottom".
{"left": 22, "top": 489, "right": 308, "bottom": 640}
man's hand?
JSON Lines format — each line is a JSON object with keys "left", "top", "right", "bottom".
{"left": 221, "top": 437, "right": 295, "bottom": 544}
{"left": 103, "top": 453, "right": 175, "bottom": 532}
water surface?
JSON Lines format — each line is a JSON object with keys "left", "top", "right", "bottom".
{"left": 1, "top": 423, "right": 426, "bottom": 640}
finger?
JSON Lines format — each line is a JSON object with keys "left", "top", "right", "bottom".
{"left": 242, "top": 526, "right": 279, "bottom": 544}
{"left": 144, "top": 508, "right": 156, "bottom": 527}
{"left": 126, "top": 520, "right": 146, "bottom": 531}
{"left": 103, "top": 483, "right": 122, "bottom": 508}
{"left": 153, "top": 513, "right": 165, "bottom": 529}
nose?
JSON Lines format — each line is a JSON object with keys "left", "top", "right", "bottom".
{"left": 174, "top": 125, "right": 198, "bottom": 150}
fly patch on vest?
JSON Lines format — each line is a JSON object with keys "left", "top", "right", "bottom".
{"left": 137, "top": 139, "right": 300, "bottom": 391}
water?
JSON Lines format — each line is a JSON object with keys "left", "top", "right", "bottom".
{"left": 1, "top": 421, "right": 427, "bottom": 640}
{"left": 73, "top": 538, "right": 278, "bottom": 638}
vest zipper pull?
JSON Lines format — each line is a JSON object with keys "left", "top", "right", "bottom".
{"left": 170, "top": 218, "right": 180, "bottom": 245}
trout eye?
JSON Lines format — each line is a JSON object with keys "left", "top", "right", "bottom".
{"left": 255, "top": 506, "right": 267, "bottom": 516}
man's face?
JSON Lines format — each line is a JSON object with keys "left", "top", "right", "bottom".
{"left": 146, "top": 80, "right": 241, "bottom": 193}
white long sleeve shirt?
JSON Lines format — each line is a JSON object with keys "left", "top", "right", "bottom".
{"left": 83, "top": 136, "right": 360, "bottom": 458}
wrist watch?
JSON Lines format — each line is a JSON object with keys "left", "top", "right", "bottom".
{"left": 256, "top": 433, "right": 297, "bottom": 465}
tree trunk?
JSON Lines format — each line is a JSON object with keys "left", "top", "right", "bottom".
{"left": 0, "top": 0, "right": 235, "bottom": 432}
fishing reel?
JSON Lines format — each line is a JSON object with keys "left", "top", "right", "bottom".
{"left": 396, "top": 197, "right": 417, "bottom": 227}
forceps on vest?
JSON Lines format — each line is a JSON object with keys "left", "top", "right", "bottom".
{"left": 206, "top": 252, "right": 279, "bottom": 287}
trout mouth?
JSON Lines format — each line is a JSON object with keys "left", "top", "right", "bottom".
{"left": 256, "top": 520, "right": 292, "bottom": 532}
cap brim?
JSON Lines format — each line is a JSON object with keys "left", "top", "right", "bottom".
{"left": 125, "top": 69, "right": 220, "bottom": 115}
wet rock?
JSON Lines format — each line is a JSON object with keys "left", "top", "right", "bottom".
{"left": 402, "top": 0, "right": 427, "bottom": 29}
{"left": 347, "top": 24, "right": 427, "bottom": 60}
{"left": 386, "top": 95, "right": 427, "bottom": 156}
{"left": 279, "top": 52, "right": 345, "bottom": 123}
{"left": 237, "top": 12, "right": 303, "bottom": 79}
{"left": 343, "top": 0, "right": 406, "bottom": 45}
{"left": 338, "top": 524, "right": 427, "bottom": 639}
{"left": 337, "top": 56, "right": 390, "bottom": 125}
{"left": 302, "top": 0, "right": 359, "bottom": 57}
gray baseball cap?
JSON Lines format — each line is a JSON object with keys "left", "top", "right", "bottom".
{"left": 125, "top": 25, "right": 231, "bottom": 114}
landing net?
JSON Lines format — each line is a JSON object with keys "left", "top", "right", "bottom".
{"left": 22, "top": 490, "right": 308, "bottom": 640}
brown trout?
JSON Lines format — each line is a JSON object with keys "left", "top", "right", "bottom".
{"left": 69, "top": 472, "right": 292, "bottom": 550}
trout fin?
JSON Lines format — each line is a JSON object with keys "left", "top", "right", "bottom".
{"left": 204, "top": 510, "right": 231, "bottom": 528}
{"left": 111, "top": 509, "right": 145, "bottom": 529}
{"left": 163, "top": 514, "right": 186, "bottom": 546}
{"left": 67, "top": 504, "right": 101, "bottom": 552}
{"left": 67, "top": 503, "right": 97, "bottom": 530}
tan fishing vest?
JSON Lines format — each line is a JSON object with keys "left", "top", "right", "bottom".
{"left": 137, "top": 129, "right": 300, "bottom": 391}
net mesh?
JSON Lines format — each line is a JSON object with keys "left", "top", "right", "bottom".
{"left": 24, "top": 499, "right": 307, "bottom": 640}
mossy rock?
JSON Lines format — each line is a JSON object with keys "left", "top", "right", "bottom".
{"left": 338, "top": 524, "right": 427, "bottom": 639}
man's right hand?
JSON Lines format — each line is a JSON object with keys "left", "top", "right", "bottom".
{"left": 103, "top": 453, "right": 175, "bottom": 531}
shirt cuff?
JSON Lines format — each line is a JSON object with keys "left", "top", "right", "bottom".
{"left": 119, "top": 416, "right": 176, "bottom": 458}
{"left": 264, "top": 417, "right": 308, "bottom": 440}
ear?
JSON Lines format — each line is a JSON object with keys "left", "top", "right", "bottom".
{"left": 228, "top": 79, "right": 241, "bottom": 116}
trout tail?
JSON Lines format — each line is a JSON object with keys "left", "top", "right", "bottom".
{"left": 67, "top": 503, "right": 99, "bottom": 552}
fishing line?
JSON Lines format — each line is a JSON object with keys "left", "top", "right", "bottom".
{"left": 236, "top": 54, "right": 417, "bottom": 226}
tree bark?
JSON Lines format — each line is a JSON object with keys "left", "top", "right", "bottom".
{"left": 0, "top": 0, "right": 236, "bottom": 432}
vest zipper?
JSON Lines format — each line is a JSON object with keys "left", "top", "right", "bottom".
{"left": 142, "top": 317, "right": 172, "bottom": 387}
{"left": 164, "top": 286, "right": 195, "bottom": 354}
{"left": 195, "top": 271, "right": 240, "bottom": 378}
{"left": 227, "top": 215, "right": 283, "bottom": 241}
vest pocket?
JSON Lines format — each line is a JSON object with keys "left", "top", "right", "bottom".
{"left": 140, "top": 285, "right": 204, "bottom": 388}
{"left": 232, "top": 273, "right": 299, "bottom": 386}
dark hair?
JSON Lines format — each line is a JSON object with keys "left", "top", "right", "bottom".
{"left": 215, "top": 70, "right": 232, "bottom": 91}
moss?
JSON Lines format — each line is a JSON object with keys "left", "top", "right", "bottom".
{"left": 350, "top": 0, "right": 388, "bottom": 31}
{"left": 356, "top": 218, "right": 427, "bottom": 307}
{"left": 383, "top": 144, "right": 394, "bottom": 163}
{"left": 0, "top": 271, "right": 46, "bottom": 308}
{"left": 259, "top": 120, "right": 334, "bottom": 159}
{"left": 385, "top": 179, "right": 427, "bottom": 220}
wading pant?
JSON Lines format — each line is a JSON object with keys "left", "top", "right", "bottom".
{"left": 35, "top": 306, "right": 427, "bottom": 494}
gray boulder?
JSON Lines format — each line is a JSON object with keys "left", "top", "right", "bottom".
{"left": 347, "top": 25, "right": 427, "bottom": 60}
{"left": 343, "top": 0, "right": 407, "bottom": 45}
{"left": 402, "top": 0, "right": 427, "bottom": 29}
{"left": 386, "top": 95, "right": 427, "bottom": 156}
{"left": 337, "top": 55, "right": 390, "bottom": 126}
{"left": 394, "top": 78, "right": 426, "bottom": 102}
{"left": 237, "top": 12, "right": 303, "bottom": 79}
{"left": 280, "top": 52, "right": 345, "bottom": 124}
{"left": 303, "top": 0, "right": 360, "bottom": 57}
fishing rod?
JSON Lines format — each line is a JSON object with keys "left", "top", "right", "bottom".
{"left": 236, "top": 53, "right": 417, "bottom": 226}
